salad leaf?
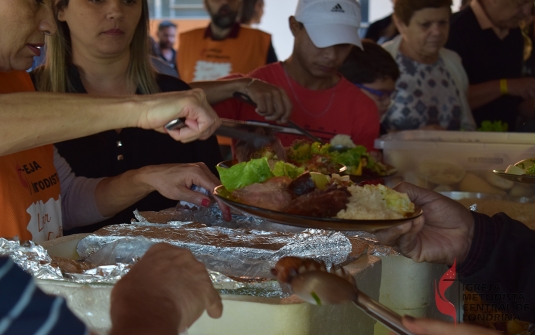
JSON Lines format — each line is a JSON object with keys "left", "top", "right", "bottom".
{"left": 478, "top": 120, "right": 508, "bottom": 132}
{"left": 217, "top": 157, "right": 273, "bottom": 192}
{"left": 272, "top": 161, "right": 305, "bottom": 179}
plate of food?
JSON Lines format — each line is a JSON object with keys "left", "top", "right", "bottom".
{"left": 493, "top": 158, "right": 535, "bottom": 185}
{"left": 214, "top": 157, "right": 422, "bottom": 232}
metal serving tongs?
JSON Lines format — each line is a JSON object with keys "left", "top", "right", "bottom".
{"left": 272, "top": 257, "right": 415, "bottom": 335}
{"left": 232, "top": 92, "right": 326, "bottom": 144}
{"left": 165, "top": 116, "right": 277, "bottom": 148}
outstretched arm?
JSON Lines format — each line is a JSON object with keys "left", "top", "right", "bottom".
{"left": 190, "top": 77, "right": 292, "bottom": 123}
{"left": 93, "top": 163, "right": 231, "bottom": 222}
{"left": 0, "top": 89, "right": 220, "bottom": 156}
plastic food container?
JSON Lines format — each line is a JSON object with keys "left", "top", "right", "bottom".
{"left": 374, "top": 131, "right": 535, "bottom": 198}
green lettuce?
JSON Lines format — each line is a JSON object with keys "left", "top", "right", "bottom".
{"left": 272, "top": 161, "right": 305, "bottom": 179}
{"left": 329, "top": 146, "right": 368, "bottom": 168}
{"left": 217, "top": 157, "right": 273, "bottom": 192}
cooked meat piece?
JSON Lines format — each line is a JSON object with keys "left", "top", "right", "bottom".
{"left": 286, "top": 185, "right": 351, "bottom": 217}
{"left": 271, "top": 256, "right": 326, "bottom": 283}
{"left": 231, "top": 176, "right": 293, "bottom": 211}
{"left": 287, "top": 172, "right": 316, "bottom": 198}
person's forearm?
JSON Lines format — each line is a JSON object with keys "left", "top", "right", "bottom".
{"left": 467, "top": 81, "right": 503, "bottom": 110}
{"left": 190, "top": 77, "right": 249, "bottom": 104}
{"left": 0, "top": 92, "right": 141, "bottom": 156}
{"left": 94, "top": 168, "right": 151, "bottom": 217}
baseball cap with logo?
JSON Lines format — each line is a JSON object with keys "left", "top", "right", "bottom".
{"left": 295, "top": 0, "right": 362, "bottom": 49}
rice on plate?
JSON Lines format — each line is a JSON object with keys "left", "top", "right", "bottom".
{"left": 336, "top": 184, "right": 415, "bottom": 220}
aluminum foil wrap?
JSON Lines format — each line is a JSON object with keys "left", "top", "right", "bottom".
{"left": 0, "top": 238, "right": 62, "bottom": 280}
{"left": 134, "top": 204, "right": 306, "bottom": 233}
{"left": 0, "top": 238, "right": 132, "bottom": 285}
{"left": 77, "top": 222, "right": 352, "bottom": 280}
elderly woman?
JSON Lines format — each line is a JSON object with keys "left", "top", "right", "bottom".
{"left": 0, "top": 0, "right": 232, "bottom": 243}
{"left": 382, "top": 0, "right": 476, "bottom": 131}
{"left": 33, "top": 0, "right": 292, "bottom": 232}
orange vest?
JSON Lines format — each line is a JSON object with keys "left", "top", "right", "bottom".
{"left": 178, "top": 25, "right": 272, "bottom": 82}
{"left": 0, "top": 71, "right": 62, "bottom": 242}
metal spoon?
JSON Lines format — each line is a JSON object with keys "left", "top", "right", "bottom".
{"left": 289, "top": 270, "right": 415, "bottom": 335}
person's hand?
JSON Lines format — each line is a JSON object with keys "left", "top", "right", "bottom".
{"left": 136, "top": 163, "right": 231, "bottom": 221}
{"left": 507, "top": 77, "right": 535, "bottom": 99}
{"left": 110, "top": 243, "right": 223, "bottom": 335}
{"left": 374, "top": 182, "right": 474, "bottom": 265}
{"left": 392, "top": 316, "right": 501, "bottom": 335}
{"left": 242, "top": 79, "right": 293, "bottom": 123}
{"left": 139, "top": 88, "right": 221, "bottom": 142}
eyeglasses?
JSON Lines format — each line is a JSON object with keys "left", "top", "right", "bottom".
{"left": 355, "top": 83, "right": 394, "bottom": 102}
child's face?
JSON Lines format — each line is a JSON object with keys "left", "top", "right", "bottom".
{"left": 359, "top": 77, "right": 396, "bottom": 116}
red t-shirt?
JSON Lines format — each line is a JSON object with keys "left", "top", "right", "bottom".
{"left": 214, "top": 62, "right": 380, "bottom": 150}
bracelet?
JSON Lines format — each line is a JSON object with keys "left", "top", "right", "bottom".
{"left": 500, "top": 79, "right": 508, "bottom": 95}
{"left": 244, "top": 78, "right": 257, "bottom": 95}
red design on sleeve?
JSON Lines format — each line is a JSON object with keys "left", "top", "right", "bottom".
{"left": 435, "top": 259, "right": 457, "bottom": 324}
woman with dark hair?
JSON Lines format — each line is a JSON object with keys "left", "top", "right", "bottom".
{"left": 382, "top": 0, "right": 476, "bottom": 132}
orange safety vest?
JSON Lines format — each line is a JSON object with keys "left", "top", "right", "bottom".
{"left": 0, "top": 71, "right": 62, "bottom": 242}
{"left": 178, "top": 25, "right": 272, "bottom": 82}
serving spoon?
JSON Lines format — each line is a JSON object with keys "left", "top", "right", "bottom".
{"left": 289, "top": 270, "right": 415, "bottom": 335}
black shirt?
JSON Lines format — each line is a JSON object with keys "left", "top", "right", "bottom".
{"left": 445, "top": 7, "right": 524, "bottom": 130}
{"left": 34, "top": 67, "right": 223, "bottom": 232}
{"left": 364, "top": 15, "right": 398, "bottom": 44}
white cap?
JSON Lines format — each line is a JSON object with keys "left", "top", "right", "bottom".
{"left": 295, "top": 0, "right": 362, "bottom": 49}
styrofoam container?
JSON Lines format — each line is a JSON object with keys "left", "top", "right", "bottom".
{"left": 38, "top": 235, "right": 381, "bottom": 335}
{"left": 375, "top": 131, "right": 535, "bottom": 196}
{"left": 38, "top": 234, "right": 458, "bottom": 335}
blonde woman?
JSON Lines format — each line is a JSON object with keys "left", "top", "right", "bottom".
{"left": 34, "top": 0, "right": 234, "bottom": 231}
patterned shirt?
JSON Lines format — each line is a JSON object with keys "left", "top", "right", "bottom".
{"left": 382, "top": 52, "right": 464, "bottom": 131}
{"left": 0, "top": 257, "right": 88, "bottom": 335}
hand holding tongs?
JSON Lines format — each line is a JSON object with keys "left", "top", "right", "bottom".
{"left": 164, "top": 115, "right": 276, "bottom": 147}
{"left": 232, "top": 92, "right": 325, "bottom": 144}
{"left": 284, "top": 269, "right": 415, "bottom": 335}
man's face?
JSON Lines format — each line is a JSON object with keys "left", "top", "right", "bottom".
{"left": 157, "top": 27, "right": 176, "bottom": 49}
{"left": 487, "top": 0, "right": 533, "bottom": 29}
{"left": 292, "top": 22, "right": 353, "bottom": 79}
{"left": 205, "top": 0, "right": 241, "bottom": 29}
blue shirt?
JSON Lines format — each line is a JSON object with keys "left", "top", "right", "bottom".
{"left": 0, "top": 257, "right": 88, "bottom": 335}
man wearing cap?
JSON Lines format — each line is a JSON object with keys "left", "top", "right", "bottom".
{"left": 177, "top": 0, "right": 278, "bottom": 82}
{"left": 213, "top": 0, "right": 380, "bottom": 151}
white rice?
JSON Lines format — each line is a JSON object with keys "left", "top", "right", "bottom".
{"left": 330, "top": 134, "right": 356, "bottom": 148}
{"left": 336, "top": 184, "right": 414, "bottom": 220}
